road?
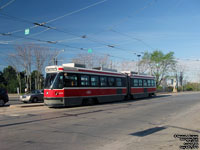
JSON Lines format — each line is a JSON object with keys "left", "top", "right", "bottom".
{"left": 0, "top": 92, "right": 200, "bottom": 150}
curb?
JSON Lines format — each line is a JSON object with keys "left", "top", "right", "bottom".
{"left": 10, "top": 103, "right": 44, "bottom": 108}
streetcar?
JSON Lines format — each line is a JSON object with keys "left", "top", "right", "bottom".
{"left": 44, "top": 63, "right": 156, "bottom": 107}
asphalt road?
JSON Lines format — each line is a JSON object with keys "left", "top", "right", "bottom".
{"left": 0, "top": 92, "right": 200, "bottom": 150}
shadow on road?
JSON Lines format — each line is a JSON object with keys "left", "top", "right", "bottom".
{"left": 130, "top": 126, "right": 167, "bottom": 137}
{"left": 130, "top": 124, "right": 200, "bottom": 137}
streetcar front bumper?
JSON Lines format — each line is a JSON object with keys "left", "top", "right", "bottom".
{"left": 44, "top": 98, "right": 64, "bottom": 107}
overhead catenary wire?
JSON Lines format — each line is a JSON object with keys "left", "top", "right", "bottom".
{"left": 0, "top": 12, "right": 144, "bottom": 55}
{"left": 0, "top": 0, "right": 16, "bottom": 10}
{"left": 108, "top": 0, "right": 156, "bottom": 31}
{"left": 0, "top": 0, "right": 152, "bottom": 54}
{"left": 3, "top": 28, "right": 51, "bottom": 44}
{"left": 88, "top": 0, "right": 156, "bottom": 36}
{"left": 46, "top": 0, "right": 107, "bottom": 24}
{"left": 0, "top": 32, "right": 140, "bottom": 61}
{"left": 0, "top": 0, "right": 107, "bottom": 35}
{"left": 110, "top": 29, "right": 155, "bottom": 50}
{"left": 0, "top": 0, "right": 150, "bottom": 59}
{"left": 0, "top": 1, "right": 151, "bottom": 55}
{"left": 0, "top": 32, "right": 82, "bottom": 49}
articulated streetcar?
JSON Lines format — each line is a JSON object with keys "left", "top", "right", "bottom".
{"left": 44, "top": 63, "right": 156, "bottom": 107}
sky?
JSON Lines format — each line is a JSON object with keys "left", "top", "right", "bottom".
{"left": 1, "top": 0, "right": 200, "bottom": 81}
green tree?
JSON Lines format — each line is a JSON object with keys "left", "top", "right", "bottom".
{"left": 141, "top": 50, "right": 176, "bottom": 87}
{"left": 3, "top": 66, "right": 19, "bottom": 93}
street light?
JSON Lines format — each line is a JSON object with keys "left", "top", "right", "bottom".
{"left": 54, "top": 49, "right": 64, "bottom": 65}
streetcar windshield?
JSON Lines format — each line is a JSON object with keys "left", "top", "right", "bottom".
{"left": 44, "top": 73, "right": 57, "bottom": 89}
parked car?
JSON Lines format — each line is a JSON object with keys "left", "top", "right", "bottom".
{"left": 0, "top": 88, "right": 9, "bottom": 106}
{"left": 20, "top": 90, "right": 44, "bottom": 103}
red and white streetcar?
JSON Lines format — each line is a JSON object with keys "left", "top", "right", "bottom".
{"left": 44, "top": 63, "right": 156, "bottom": 107}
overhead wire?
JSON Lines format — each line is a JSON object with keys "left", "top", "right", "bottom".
{"left": 0, "top": 0, "right": 148, "bottom": 59}
{"left": 0, "top": 0, "right": 16, "bottom": 10}
{"left": 88, "top": 0, "right": 156, "bottom": 36}
{"left": 0, "top": 11, "right": 143, "bottom": 55}
{"left": 0, "top": 0, "right": 108, "bottom": 35}
{"left": 0, "top": 0, "right": 133, "bottom": 54}
{"left": 0, "top": 31, "right": 138, "bottom": 61}
{"left": 3, "top": 28, "right": 51, "bottom": 44}
{"left": 46, "top": 0, "right": 107, "bottom": 24}
{"left": 84, "top": 0, "right": 156, "bottom": 51}
{"left": 0, "top": 0, "right": 150, "bottom": 54}
{"left": 110, "top": 29, "right": 155, "bottom": 50}
{"left": 108, "top": 0, "right": 156, "bottom": 31}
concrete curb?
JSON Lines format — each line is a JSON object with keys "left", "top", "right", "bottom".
{"left": 10, "top": 103, "right": 44, "bottom": 108}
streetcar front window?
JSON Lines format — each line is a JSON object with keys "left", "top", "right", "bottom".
{"left": 44, "top": 73, "right": 57, "bottom": 89}
{"left": 53, "top": 73, "right": 64, "bottom": 89}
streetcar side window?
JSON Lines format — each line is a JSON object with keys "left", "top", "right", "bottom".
{"left": 139, "top": 79, "right": 143, "bottom": 87}
{"left": 130, "top": 78, "right": 134, "bottom": 87}
{"left": 116, "top": 78, "right": 122, "bottom": 87}
{"left": 108, "top": 77, "right": 115, "bottom": 87}
{"left": 80, "top": 75, "right": 90, "bottom": 86}
{"left": 151, "top": 80, "right": 156, "bottom": 87}
{"left": 91, "top": 76, "right": 99, "bottom": 87}
{"left": 122, "top": 78, "right": 126, "bottom": 87}
{"left": 133, "top": 78, "right": 139, "bottom": 87}
{"left": 64, "top": 73, "right": 78, "bottom": 87}
{"left": 147, "top": 80, "right": 151, "bottom": 87}
{"left": 143, "top": 79, "right": 147, "bottom": 87}
{"left": 100, "top": 76, "right": 107, "bottom": 86}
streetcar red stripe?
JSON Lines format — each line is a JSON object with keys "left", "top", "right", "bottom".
{"left": 44, "top": 88, "right": 127, "bottom": 98}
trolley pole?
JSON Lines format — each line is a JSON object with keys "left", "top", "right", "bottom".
{"left": 137, "top": 54, "right": 141, "bottom": 74}
{"left": 54, "top": 49, "right": 64, "bottom": 65}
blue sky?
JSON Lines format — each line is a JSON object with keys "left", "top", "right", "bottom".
{"left": 1, "top": 0, "right": 200, "bottom": 73}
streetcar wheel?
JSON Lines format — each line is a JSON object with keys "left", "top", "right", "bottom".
{"left": 82, "top": 99, "right": 88, "bottom": 106}
{"left": 82, "top": 98, "right": 96, "bottom": 106}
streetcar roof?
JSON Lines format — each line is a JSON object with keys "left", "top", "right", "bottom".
{"left": 45, "top": 65, "right": 126, "bottom": 77}
{"left": 121, "top": 70, "right": 155, "bottom": 79}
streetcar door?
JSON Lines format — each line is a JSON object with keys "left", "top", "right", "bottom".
{"left": 143, "top": 79, "right": 148, "bottom": 93}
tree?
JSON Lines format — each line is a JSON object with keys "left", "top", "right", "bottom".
{"left": 119, "top": 61, "right": 137, "bottom": 72}
{"left": 3, "top": 66, "right": 18, "bottom": 93}
{"left": 140, "top": 50, "right": 176, "bottom": 87}
{"left": 32, "top": 44, "right": 56, "bottom": 89}
{"left": 31, "top": 70, "right": 44, "bottom": 90}
{"left": 72, "top": 53, "right": 111, "bottom": 69}
{"left": 8, "top": 53, "right": 24, "bottom": 93}
{"left": 12, "top": 44, "right": 32, "bottom": 92}
{"left": 9, "top": 43, "right": 57, "bottom": 92}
